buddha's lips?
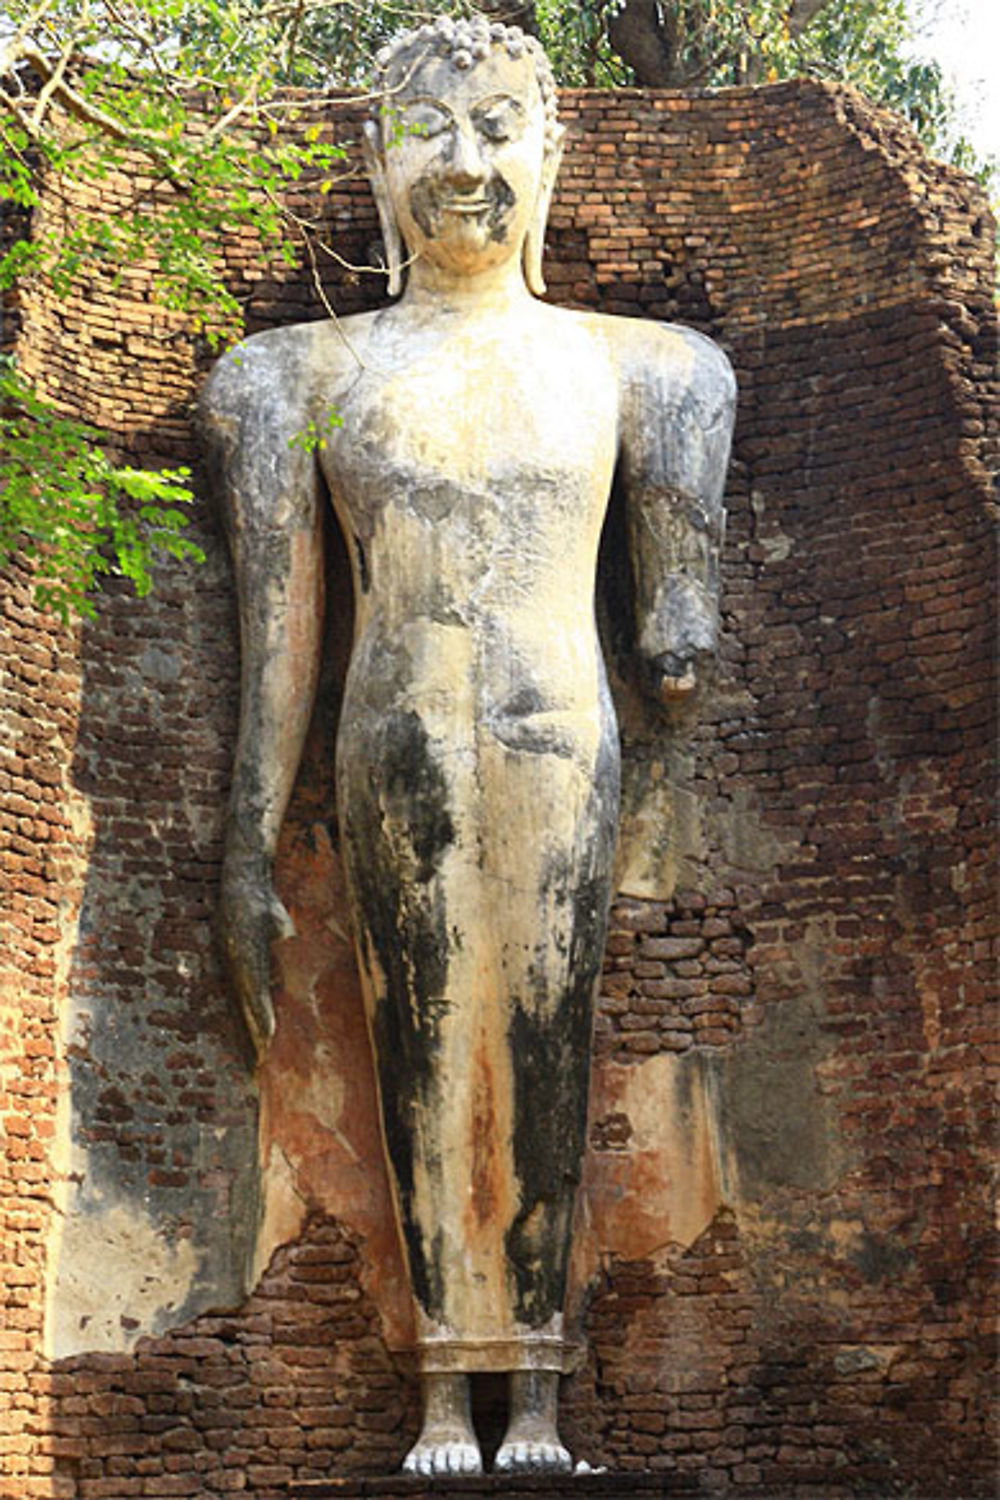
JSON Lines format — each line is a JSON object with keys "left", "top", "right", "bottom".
{"left": 440, "top": 198, "right": 491, "bottom": 214}
{"left": 410, "top": 173, "right": 516, "bottom": 240}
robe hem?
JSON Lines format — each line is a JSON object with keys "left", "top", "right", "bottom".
{"left": 417, "top": 1334, "right": 565, "bottom": 1374}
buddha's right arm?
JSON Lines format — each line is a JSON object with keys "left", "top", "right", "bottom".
{"left": 198, "top": 331, "right": 325, "bottom": 1060}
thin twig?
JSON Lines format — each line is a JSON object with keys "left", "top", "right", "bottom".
{"left": 30, "top": 9, "right": 89, "bottom": 130}
{"left": 298, "top": 214, "right": 339, "bottom": 319}
{"left": 0, "top": 0, "right": 59, "bottom": 77}
{"left": 257, "top": 178, "right": 407, "bottom": 277}
{"left": 102, "top": 0, "right": 182, "bottom": 94}
{"left": 11, "top": 42, "right": 195, "bottom": 187}
{"left": 283, "top": 0, "right": 307, "bottom": 78}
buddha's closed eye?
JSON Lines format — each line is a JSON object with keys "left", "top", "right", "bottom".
{"left": 404, "top": 100, "right": 452, "bottom": 138}
{"left": 472, "top": 97, "right": 526, "bottom": 143}
{"left": 402, "top": 94, "right": 527, "bottom": 145}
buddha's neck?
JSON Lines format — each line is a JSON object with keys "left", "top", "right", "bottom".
{"left": 401, "top": 258, "right": 535, "bottom": 317}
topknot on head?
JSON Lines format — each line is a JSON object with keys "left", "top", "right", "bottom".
{"left": 371, "top": 13, "right": 560, "bottom": 150}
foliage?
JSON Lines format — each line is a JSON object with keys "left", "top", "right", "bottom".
{"left": 0, "top": 355, "right": 202, "bottom": 620}
{"left": 0, "top": 0, "right": 354, "bottom": 622}
{"left": 534, "top": 0, "right": 630, "bottom": 87}
{"left": 1, "top": 0, "right": 990, "bottom": 620}
{"left": 748, "top": 0, "right": 990, "bottom": 182}
{"left": 270, "top": 0, "right": 995, "bottom": 184}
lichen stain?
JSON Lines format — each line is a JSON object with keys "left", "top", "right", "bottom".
{"left": 468, "top": 1046, "right": 500, "bottom": 1231}
{"left": 46, "top": 1201, "right": 199, "bottom": 1359}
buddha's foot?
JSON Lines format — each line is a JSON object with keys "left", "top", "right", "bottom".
{"left": 403, "top": 1433, "right": 482, "bottom": 1476}
{"left": 495, "top": 1370, "right": 571, "bottom": 1473}
{"left": 403, "top": 1372, "right": 482, "bottom": 1476}
{"left": 494, "top": 1433, "right": 572, "bottom": 1473}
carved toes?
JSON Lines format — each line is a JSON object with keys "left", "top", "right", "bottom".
{"left": 403, "top": 1439, "right": 482, "bottom": 1476}
{"left": 494, "top": 1438, "right": 572, "bottom": 1473}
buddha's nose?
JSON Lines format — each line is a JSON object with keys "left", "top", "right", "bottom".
{"left": 444, "top": 124, "right": 486, "bottom": 189}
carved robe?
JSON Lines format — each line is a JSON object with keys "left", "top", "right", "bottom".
{"left": 201, "top": 298, "right": 734, "bottom": 1375}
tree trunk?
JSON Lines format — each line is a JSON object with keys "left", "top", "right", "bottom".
{"left": 607, "top": 0, "right": 678, "bottom": 87}
{"left": 477, "top": 1, "right": 541, "bottom": 37}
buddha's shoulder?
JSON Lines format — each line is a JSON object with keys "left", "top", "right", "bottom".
{"left": 545, "top": 304, "right": 735, "bottom": 404}
{"left": 200, "top": 313, "right": 379, "bottom": 423}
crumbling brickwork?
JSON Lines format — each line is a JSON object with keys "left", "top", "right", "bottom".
{"left": 596, "top": 893, "right": 753, "bottom": 1058}
{"left": 1, "top": 80, "right": 996, "bottom": 1498}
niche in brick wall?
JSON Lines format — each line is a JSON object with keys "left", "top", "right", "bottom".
{"left": 1, "top": 78, "right": 995, "bottom": 1498}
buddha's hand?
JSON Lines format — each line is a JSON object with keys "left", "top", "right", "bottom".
{"left": 644, "top": 649, "right": 703, "bottom": 707}
{"left": 217, "top": 852, "right": 295, "bottom": 1061}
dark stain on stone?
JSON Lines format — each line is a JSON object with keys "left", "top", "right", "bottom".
{"left": 381, "top": 710, "right": 456, "bottom": 884}
{"left": 851, "top": 1229, "right": 914, "bottom": 1285}
{"left": 503, "top": 684, "right": 546, "bottom": 719}
{"left": 505, "top": 746, "right": 619, "bottom": 1325}
{"left": 590, "top": 1111, "right": 633, "bottom": 1150}
{"left": 409, "top": 173, "right": 515, "bottom": 246}
{"left": 340, "top": 709, "right": 456, "bottom": 1317}
{"left": 408, "top": 480, "right": 462, "bottom": 525}
{"left": 485, "top": 176, "right": 516, "bottom": 242}
{"left": 708, "top": 976, "right": 843, "bottom": 1197}
{"left": 488, "top": 679, "right": 576, "bottom": 759}
{"left": 353, "top": 534, "right": 370, "bottom": 593}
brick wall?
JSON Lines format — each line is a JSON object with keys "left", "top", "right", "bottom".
{"left": 0, "top": 81, "right": 996, "bottom": 1498}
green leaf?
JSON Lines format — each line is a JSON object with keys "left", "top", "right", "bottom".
{"left": 1, "top": 360, "right": 204, "bottom": 622}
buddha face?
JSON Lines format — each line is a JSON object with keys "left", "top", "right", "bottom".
{"left": 375, "top": 47, "right": 550, "bottom": 280}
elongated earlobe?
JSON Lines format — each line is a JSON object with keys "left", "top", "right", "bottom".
{"left": 362, "top": 120, "right": 404, "bottom": 297}
{"left": 523, "top": 129, "right": 565, "bottom": 297}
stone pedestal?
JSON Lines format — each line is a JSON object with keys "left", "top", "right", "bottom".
{"left": 288, "top": 1475, "right": 698, "bottom": 1498}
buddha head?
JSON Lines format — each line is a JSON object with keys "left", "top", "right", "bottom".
{"left": 363, "top": 15, "right": 565, "bottom": 295}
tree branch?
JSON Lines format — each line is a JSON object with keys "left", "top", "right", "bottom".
{"left": 0, "top": 0, "right": 59, "bottom": 78}
{"left": 30, "top": 12, "right": 88, "bottom": 130}
{"left": 17, "top": 43, "right": 148, "bottom": 145}
{"left": 11, "top": 42, "right": 195, "bottom": 189}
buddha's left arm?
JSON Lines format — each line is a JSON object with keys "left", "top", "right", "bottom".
{"left": 619, "top": 324, "right": 736, "bottom": 702}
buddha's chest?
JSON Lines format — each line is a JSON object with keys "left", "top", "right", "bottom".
{"left": 321, "top": 323, "right": 619, "bottom": 539}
